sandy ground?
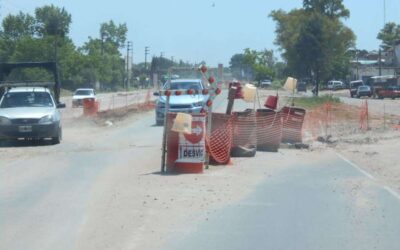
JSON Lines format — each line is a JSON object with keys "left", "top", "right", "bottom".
{"left": 315, "top": 90, "right": 400, "bottom": 194}
{"left": 300, "top": 93, "right": 400, "bottom": 196}
{"left": 333, "top": 129, "right": 400, "bottom": 193}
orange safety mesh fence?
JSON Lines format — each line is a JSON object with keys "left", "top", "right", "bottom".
{"left": 280, "top": 106, "right": 306, "bottom": 143}
{"left": 206, "top": 113, "right": 233, "bottom": 165}
{"left": 359, "top": 100, "right": 368, "bottom": 131}
{"left": 302, "top": 101, "right": 400, "bottom": 140}
{"left": 256, "top": 109, "right": 283, "bottom": 152}
{"left": 98, "top": 90, "right": 156, "bottom": 112}
{"left": 232, "top": 109, "right": 257, "bottom": 148}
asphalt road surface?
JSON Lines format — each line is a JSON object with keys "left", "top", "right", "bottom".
{"left": 165, "top": 153, "right": 400, "bottom": 250}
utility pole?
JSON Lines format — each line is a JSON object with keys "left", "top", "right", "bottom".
{"left": 383, "top": 0, "right": 386, "bottom": 25}
{"left": 126, "top": 41, "right": 132, "bottom": 90}
{"left": 379, "top": 48, "right": 382, "bottom": 76}
{"left": 101, "top": 32, "right": 105, "bottom": 55}
{"left": 356, "top": 49, "right": 359, "bottom": 80}
{"left": 145, "top": 46, "right": 150, "bottom": 70}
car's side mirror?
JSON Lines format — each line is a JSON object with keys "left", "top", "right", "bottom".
{"left": 57, "top": 103, "right": 66, "bottom": 109}
{"left": 153, "top": 92, "right": 160, "bottom": 96}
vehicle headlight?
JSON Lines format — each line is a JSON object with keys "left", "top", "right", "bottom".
{"left": 38, "top": 115, "right": 54, "bottom": 124}
{"left": 193, "top": 101, "right": 204, "bottom": 107}
{"left": 0, "top": 116, "right": 11, "bottom": 125}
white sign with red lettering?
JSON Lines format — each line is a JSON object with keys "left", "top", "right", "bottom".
{"left": 177, "top": 116, "right": 205, "bottom": 163}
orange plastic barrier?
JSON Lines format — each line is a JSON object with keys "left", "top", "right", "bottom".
{"left": 83, "top": 98, "right": 99, "bottom": 116}
{"left": 256, "top": 109, "right": 282, "bottom": 152}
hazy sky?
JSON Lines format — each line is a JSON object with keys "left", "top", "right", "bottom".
{"left": 1, "top": 0, "right": 400, "bottom": 66}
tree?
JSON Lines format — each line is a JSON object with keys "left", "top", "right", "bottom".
{"left": 303, "top": 0, "right": 349, "bottom": 18}
{"left": 35, "top": 5, "right": 71, "bottom": 37}
{"left": 0, "top": 5, "right": 130, "bottom": 91}
{"left": 270, "top": 0, "right": 355, "bottom": 95}
{"left": 1, "top": 12, "right": 36, "bottom": 40}
{"left": 229, "top": 53, "right": 246, "bottom": 79}
{"left": 100, "top": 21, "right": 127, "bottom": 49}
{"left": 79, "top": 20, "right": 128, "bottom": 89}
{"left": 377, "top": 22, "right": 400, "bottom": 51}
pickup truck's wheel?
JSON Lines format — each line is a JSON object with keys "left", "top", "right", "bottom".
{"left": 52, "top": 127, "right": 62, "bottom": 144}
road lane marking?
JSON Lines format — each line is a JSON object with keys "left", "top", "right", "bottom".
{"left": 384, "top": 186, "right": 400, "bottom": 201}
{"left": 336, "top": 153, "right": 376, "bottom": 181}
{"left": 336, "top": 153, "right": 400, "bottom": 201}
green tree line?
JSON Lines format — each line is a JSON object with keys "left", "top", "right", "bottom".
{"left": 0, "top": 5, "right": 129, "bottom": 91}
{"left": 230, "top": 0, "right": 358, "bottom": 95}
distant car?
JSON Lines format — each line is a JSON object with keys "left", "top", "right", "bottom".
{"left": 0, "top": 87, "right": 65, "bottom": 144}
{"left": 260, "top": 79, "right": 272, "bottom": 88}
{"left": 154, "top": 79, "right": 208, "bottom": 125}
{"left": 297, "top": 82, "right": 307, "bottom": 92}
{"left": 356, "top": 85, "right": 372, "bottom": 98}
{"left": 349, "top": 80, "right": 364, "bottom": 98}
{"left": 72, "top": 88, "right": 96, "bottom": 107}
{"left": 327, "top": 80, "right": 345, "bottom": 90}
{"left": 377, "top": 86, "right": 400, "bottom": 99}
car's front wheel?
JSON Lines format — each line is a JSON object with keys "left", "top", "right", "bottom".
{"left": 52, "top": 127, "right": 62, "bottom": 144}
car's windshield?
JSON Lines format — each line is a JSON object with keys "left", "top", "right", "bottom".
{"left": 351, "top": 82, "right": 363, "bottom": 88}
{"left": 164, "top": 82, "right": 202, "bottom": 90}
{"left": 359, "top": 86, "right": 369, "bottom": 90}
{"left": 74, "top": 90, "right": 93, "bottom": 96}
{"left": 0, "top": 92, "right": 54, "bottom": 108}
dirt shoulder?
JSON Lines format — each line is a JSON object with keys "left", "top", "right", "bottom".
{"left": 302, "top": 98, "right": 400, "bottom": 195}
{"left": 334, "top": 129, "right": 400, "bottom": 193}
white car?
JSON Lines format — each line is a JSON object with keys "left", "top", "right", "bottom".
{"left": 260, "top": 79, "right": 272, "bottom": 88}
{"left": 72, "top": 88, "right": 96, "bottom": 107}
{"left": 327, "top": 80, "right": 344, "bottom": 90}
{"left": 0, "top": 87, "right": 65, "bottom": 144}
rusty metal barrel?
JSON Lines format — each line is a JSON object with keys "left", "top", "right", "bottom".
{"left": 280, "top": 106, "right": 306, "bottom": 143}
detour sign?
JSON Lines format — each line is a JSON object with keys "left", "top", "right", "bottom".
{"left": 177, "top": 115, "right": 206, "bottom": 163}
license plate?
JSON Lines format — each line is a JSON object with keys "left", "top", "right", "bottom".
{"left": 19, "top": 126, "right": 32, "bottom": 133}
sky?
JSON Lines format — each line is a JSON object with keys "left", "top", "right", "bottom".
{"left": 1, "top": 0, "right": 400, "bottom": 67}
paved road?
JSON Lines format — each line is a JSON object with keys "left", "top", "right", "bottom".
{"left": 0, "top": 112, "right": 163, "bottom": 250}
{"left": 165, "top": 153, "right": 400, "bottom": 250}
{"left": 314, "top": 90, "right": 400, "bottom": 116}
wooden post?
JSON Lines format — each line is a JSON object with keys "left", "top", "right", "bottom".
{"left": 161, "top": 70, "right": 171, "bottom": 173}
{"left": 226, "top": 87, "right": 237, "bottom": 115}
